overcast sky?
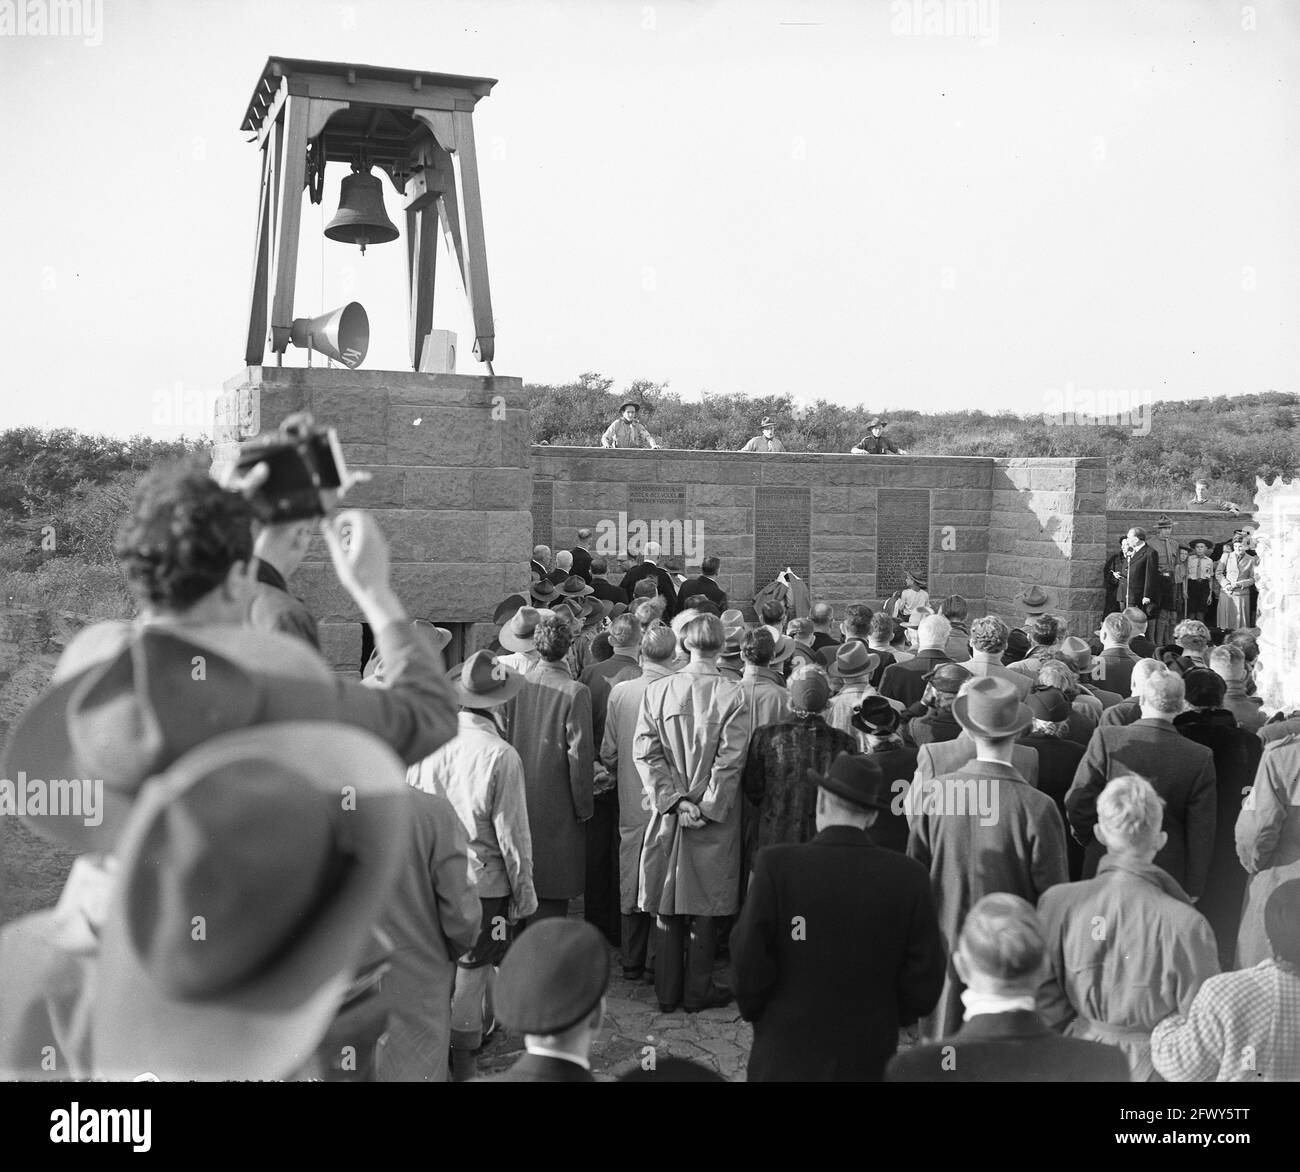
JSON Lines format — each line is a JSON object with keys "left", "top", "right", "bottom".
{"left": 1, "top": 0, "right": 1296, "bottom": 439}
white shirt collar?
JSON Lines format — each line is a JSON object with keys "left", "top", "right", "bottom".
{"left": 524, "top": 1043, "right": 590, "bottom": 1070}
{"left": 961, "top": 989, "right": 1037, "bottom": 1019}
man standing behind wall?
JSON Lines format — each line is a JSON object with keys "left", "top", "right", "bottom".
{"left": 601, "top": 400, "right": 660, "bottom": 449}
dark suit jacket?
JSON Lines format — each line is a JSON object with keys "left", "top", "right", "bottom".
{"left": 569, "top": 546, "right": 593, "bottom": 582}
{"left": 590, "top": 578, "right": 628, "bottom": 606}
{"left": 862, "top": 746, "right": 917, "bottom": 854}
{"left": 1096, "top": 647, "right": 1140, "bottom": 698}
{"left": 1018, "top": 732, "right": 1087, "bottom": 880}
{"left": 1098, "top": 697, "right": 1141, "bottom": 727}
{"left": 732, "top": 826, "right": 946, "bottom": 1081}
{"left": 678, "top": 575, "right": 728, "bottom": 611}
{"left": 1119, "top": 543, "right": 1161, "bottom": 612}
{"left": 886, "top": 1010, "right": 1128, "bottom": 1082}
{"left": 1064, "top": 719, "right": 1217, "bottom": 896}
{"left": 618, "top": 562, "right": 678, "bottom": 617}
{"left": 530, "top": 559, "right": 549, "bottom": 579}
{"left": 1129, "top": 635, "right": 1155, "bottom": 658}
{"left": 879, "top": 649, "right": 952, "bottom": 710}
{"left": 1174, "top": 709, "right": 1263, "bottom": 969}
{"left": 493, "top": 1052, "right": 595, "bottom": 1082}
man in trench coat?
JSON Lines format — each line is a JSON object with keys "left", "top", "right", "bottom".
{"left": 635, "top": 612, "right": 751, "bottom": 1012}
{"left": 507, "top": 614, "right": 595, "bottom": 923}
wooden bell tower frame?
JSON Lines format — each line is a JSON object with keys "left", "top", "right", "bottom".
{"left": 240, "top": 56, "right": 498, "bottom": 371}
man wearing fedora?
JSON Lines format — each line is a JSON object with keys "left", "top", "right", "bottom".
{"left": 851, "top": 417, "right": 907, "bottom": 455}
{"left": 887, "top": 894, "right": 1128, "bottom": 1082}
{"left": 497, "top": 604, "right": 545, "bottom": 676}
{"left": 1017, "top": 687, "right": 1088, "bottom": 880}
{"left": 490, "top": 919, "right": 611, "bottom": 1082}
{"left": 907, "top": 676, "right": 1069, "bottom": 1041}
{"left": 732, "top": 751, "right": 946, "bottom": 1080}
{"left": 826, "top": 640, "right": 886, "bottom": 750}
{"left": 600, "top": 398, "right": 660, "bottom": 449}
{"left": 739, "top": 416, "right": 786, "bottom": 452}
{"left": 407, "top": 651, "right": 539, "bottom": 1081}
{"left": 0, "top": 722, "right": 411, "bottom": 1081}
{"left": 619, "top": 540, "right": 678, "bottom": 618}
{"left": 508, "top": 614, "right": 596, "bottom": 925}
{"left": 879, "top": 613, "right": 954, "bottom": 710}
{"left": 911, "top": 683, "right": 1042, "bottom": 793}
{"left": 601, "top": 626, "right": 680, "bottom": 981}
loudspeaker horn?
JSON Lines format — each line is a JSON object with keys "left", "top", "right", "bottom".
{"left": 289, "top": 302, "right": 369, "bottom": 369}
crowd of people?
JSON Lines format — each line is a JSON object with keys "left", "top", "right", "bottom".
{"left": 1, "top": 456, "right": 1297, "bottom": 1085}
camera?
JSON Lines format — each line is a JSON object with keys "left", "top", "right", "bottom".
{"left": 234, "top": 412, "right": 352, "bottom": 523}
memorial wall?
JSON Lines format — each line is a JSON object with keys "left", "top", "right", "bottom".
{"left": 533, "top": 447, "right": 1108, "bottom": 637}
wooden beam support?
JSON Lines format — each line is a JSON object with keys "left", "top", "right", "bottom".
{"left": 450, "top": 109, "right": 494, "bottom": 365}
{"left": 243, "top": 141, "right": 273, "bottom": 365}
{"left": 268, "top": 96, "right": 310, "bottom": 354}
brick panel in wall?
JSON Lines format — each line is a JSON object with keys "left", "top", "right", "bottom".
{"left": 753, "top": 488, "right": 810, "bottom": 593}
{"left": 877, "top": 488, "right": 932, "bottom": 596}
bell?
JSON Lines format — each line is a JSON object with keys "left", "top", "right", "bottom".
{"left": 324, "top": 168, "right": 398, "bottom": 254}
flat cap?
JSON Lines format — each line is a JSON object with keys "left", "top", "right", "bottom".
{"left": 494, "top": 919, "right": 610, "bottom": 1034}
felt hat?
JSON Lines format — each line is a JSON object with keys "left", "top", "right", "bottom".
{"left": 1, "top": 626, "right": 331, "bottom": 852}
{"left": 1025, "top": 687, "right": 1071, "bottom": 723}
{"left": 904, "top": 568, "right": 927, "bottom": 588}
{"left": 759, "top": 416, "right": 775, "bottom": 428}
{"left": 720, "top": 608, "right": 746, "bottom": 635}
{"left": 499, "top": 606, "right": 543, "bottom": 654}
{"left": 92, "top": 722, "right": 407, "bottom": 1080}
{"left": 852, "top": 695, "right": 900, "bottom": 736}
{"left": 952, "top": 676, "right": 1034, "bottom": 739}
{"left": 1156, "top": 514, "right": 1173, "bottom": 528}
{"left": 363, "top": 621, "right": 451, "bottom": 682}
{"left": 828, "top": 640, "right": 879, "bottom": 680}
{"left": 769, "top": 634, "right": 797, "bottom": 666}
{"left": 923, "top": 662, "right": 972, "bottom": 694}
{"left": 493, "top": 593, "right": 529, "bottom": 626}
{"left": 805, "top": 751, "right": 893, "bottom": 812}
{"left": 1054, "top": 636, "right": 1095, "bottom": 675}
{"left": 558, "top": 575, "right": 594, "bottom": 599}
{"left": 494, "top": 919, "right": 610, "bottom": 1035}
{"left": 1188, "top": 538, "right": 1212, "bottom": 552}
{"left": 448, "top": 650, "right": 525, "bottom": 708}
{"left": 529, "top": 578, "right": 561, "bottom": 604}
{"left": 618, "top": 398, "right": 645, "bottom": 414}
{"left": 867, "top": 417, "right": 887, "bottom": 429}
{"left": 1017, "top": 585, "right": 1051, "bottom": 612}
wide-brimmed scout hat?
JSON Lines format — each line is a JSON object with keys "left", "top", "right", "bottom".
{"left": 92, "top": 722, "right": 407, "bottom": 1081}
{"left": 558, "top": 575, "right": 594, "bottom": 599}
{"left": 828, "top": 640, "right": 879, "bottom": 681}
{"left": 1017, "top": 585, "right": 1051, "bottom": 612}
{"left": 952, "top": 676, "right": 1034, "bottom": 739}
{"left": 759, "top": 416, "right": 775, "bottom": 428}
{"left": 618, "top": 398, "right": 646, "bottom": 414}
{"left": 493, "top": 593, "right": 529, "bottom": 626}
{"left": 499, "top": 606, "right": 543, "bottom": 654}
{"left": 806, "top": 751, "right": 892, "bottom": 812}
{"left": 867, "top": 418, "right": 887, "bottom": 429}
{"left": 448, "top": 650, "right": 525, "bottom": 707}
{"left": 529, "top": 578, "right": 561, "bottom": 604}
{"left": 0, "top": 626, "right": 337, "bottom": 852}
{"left": 363, "top": 620, "right": 451, "bottom": 682}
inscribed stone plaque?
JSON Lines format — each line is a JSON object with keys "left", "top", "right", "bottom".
{"left": 753, "top": 488, "right": 811, "bottom": 593}
{"left": 876, "top": 488, "right": 931, "bottom": 596}
{"left": 624, "top": 484, "right": 689, "bottom": 559}
{"left": 531, "top": 480, "right": 554, "bottom": 550}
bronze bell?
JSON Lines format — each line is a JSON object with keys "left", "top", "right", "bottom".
{"left": 324, "top": 167, "right": 399, "bottom": 254}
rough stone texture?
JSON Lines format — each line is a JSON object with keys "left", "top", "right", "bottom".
{"left": 214, "top": 369, "right": 529, "bottom": 630}
{"left": 317, "top": 622, "right": 363, "bottom": 672}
